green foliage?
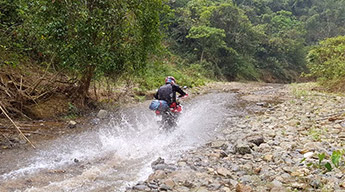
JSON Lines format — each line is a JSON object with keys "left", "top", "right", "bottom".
{"left": 166, "top": 0, "right": 313, "bottom": 82}
{"left": 64, "top": 102, "right": 79, "bottom": 119}
{"left": 318, "top": 153, "right": 326, "bottom": 167}
{"left": 2, "top": 0, "right": 345, "bottom": 96}
{"left": 307, "top": 36, "right": 345, "bottom": 83}
{"left": 0, "top": 0, "right": 168, "bottom": 100}
{"left": 20, "top": 0, "right": 164, "bottom": 75}
{"left": 331, "top": 150, "right": 342, "bottom": 168}
{"left": 303, "top": 151, "right": 344, "bottom": 172}
{"left": 137, "top": 58, "right": 209, "bottom": 93}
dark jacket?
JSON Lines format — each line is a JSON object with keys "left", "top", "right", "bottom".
{"left": 154, "top": 83, "right": 186, "bottom": 105}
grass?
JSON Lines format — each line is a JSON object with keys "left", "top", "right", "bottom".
{"left": 308, "top": 127, "right": 322, "bottom": 141}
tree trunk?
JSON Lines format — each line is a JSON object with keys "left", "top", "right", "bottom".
{"left": 200, "top": 49, "right": 204, "bottom": 63}
{"left": 77, "top": 65, "right": 95, "bottom": 106}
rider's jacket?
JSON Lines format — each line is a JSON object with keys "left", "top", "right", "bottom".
{"left": 154, "top": 83, "right": 186, "bottom": 105}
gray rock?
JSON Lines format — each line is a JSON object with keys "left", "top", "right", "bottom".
{"left": 239, "top": 175, "right": 252, "bottom": 184}
{"left": 133, "top": 184, "right": 149, "bottom": 191}
{"left": 159, "top": 184, "right": 171, "bottom": 191}
{"left": 235, "top": 142, "right": 252, "bottom": 155}
{"left": 310, "top": 178, "right": 321, "bottom": 189}
{"left": 209, "top": 141, "right": 228, "bottom": 149}
{"left": 209, "top": 183, "right": 222, "bottom": 190}
{"left": 148, "top": 170, "right": 166, "bottom": 181}
{"left": 164, "top": 179, "right": 175, "bottom": 189}
{"left": 248, "top": 136, "right": 265, "bottom": 146}
{"left": 217, "top": 167, "right": 232, "bottom": 177}
{"left": 68, "top": 120, "right": 77, "bottom": 129}
{"left": 147, "top": 183, "right": 158, "bottom": 189}
{"left": 280, "top": 173, "right": 291, "bottom": 181}
{"left": 151, "top": 157, "right": 165, "bottom": 167}
{"left": 182, "top": 180, "right": 195, "bottom": 188}
{"left": 231, "top": 164, "right": 240, "bottom": 172}
{"left": 229, "top": 179, "right": 238, "bottom": 187}
{"left": 97, "top": 109, "right": 108, "bottom": 119}
{"left": 271, "top": 180, "right": 283, "bottom": 187}
{"left": 257, "top": 143, "right": 271, "bottom": 153}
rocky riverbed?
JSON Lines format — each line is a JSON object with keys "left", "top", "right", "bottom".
{"left": 127, "top": 82, "right": 345, "bottom": 192}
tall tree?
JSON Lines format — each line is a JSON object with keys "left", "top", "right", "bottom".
{"left": 18, "top": 0, "right": 165, "bottom": 103}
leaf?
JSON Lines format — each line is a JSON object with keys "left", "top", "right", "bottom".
{"left": 324, "top": 162, "right": 332, "bottom": 172}
{"left": 318, "top": 153, "right": 325, "bottom": 165}
{"left": 300, "top": 158, "right": 306, "bottom": 163}
{"left": 331, "top": 150, "right": 342, "bottom": 168}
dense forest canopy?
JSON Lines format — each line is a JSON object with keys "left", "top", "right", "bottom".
{"left": 1, "top": 0, "right": 345, "bottom": 100}
{"left": 166, "top": 0, "right": 345, "bottom": 82}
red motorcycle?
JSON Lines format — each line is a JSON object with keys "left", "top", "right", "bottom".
{"left": 149, "top": 95, "right": 187, "bottom": 131}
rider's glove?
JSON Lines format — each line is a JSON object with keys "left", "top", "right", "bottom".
{"left": 179, "top": 94, "right": 188, "bottom": 99}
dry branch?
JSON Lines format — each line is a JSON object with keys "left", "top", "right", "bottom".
{"left": 0, "top": 104, "right": 36, "bottom": 149}
{"left": 0, "top": 63, "right": 73, "bottom": 118}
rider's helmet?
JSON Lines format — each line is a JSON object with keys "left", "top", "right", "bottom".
{"left": 165, "top": 76, "right": 176, "bottom": 85}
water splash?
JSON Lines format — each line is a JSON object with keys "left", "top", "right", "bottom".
{"left": 0, "top": 92, "right": 238, "bottom": 191}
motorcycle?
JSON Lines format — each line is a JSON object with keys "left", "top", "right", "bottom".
{"left": 149, "top": 95, "right": 187, "bottom": 131}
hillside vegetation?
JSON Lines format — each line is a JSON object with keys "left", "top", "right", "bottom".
{"left": 0, "top": 0, "right": 345, "bottom": 118}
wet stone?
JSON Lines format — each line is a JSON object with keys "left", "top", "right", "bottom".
{"left": 151, "top": 157, "right": 165, "bottom": 166}
{"left": 235, "top": 142, "right": 251, "bottom": 155}
{"left": 97, "top": 109, "right": 108, "bottom": 119}
{"left": 217, "top": 167, "right": 232, "bottom": 177}
{"left": 133, "top": 184, "right": 149, "bottom": 191}
{"left": 148, "top": 170, "right": 166, "bottom": 181}
{"left": 209, "top": 141, "right": 228, "bottom": 149}
{"left": 247, "top": 135, "right": 265, "bottom": 146}
{"left": 159, "top": 184, "right": 171, "bottom": 191}
{"left": 147, "top": 183, "right": 158, "bottom": 189}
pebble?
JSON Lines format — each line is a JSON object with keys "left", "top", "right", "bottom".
{"left": 235, "top": 142, "right": 251, "bottom": 155}
{"left": 97, "top": 109, "right": 108, "bottom": 119}
{"left": 68, "top": 120, "right": 77, "bottom": 128}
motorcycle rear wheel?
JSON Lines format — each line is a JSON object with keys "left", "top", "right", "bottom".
{"left": 160, "top": 111, "right": 178, "bottom": 131}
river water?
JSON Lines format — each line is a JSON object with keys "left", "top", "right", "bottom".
{"left": 0, "top": 92, "right": 243, "bottom": 192}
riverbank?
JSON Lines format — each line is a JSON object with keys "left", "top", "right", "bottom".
{"left": 127, "top": 82, "right": 345, "bottom": 192}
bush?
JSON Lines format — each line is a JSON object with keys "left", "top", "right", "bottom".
{"left": 307, "top": 36, "right": 345, "bottom": 82}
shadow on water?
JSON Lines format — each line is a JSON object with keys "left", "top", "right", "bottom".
{"left": 0, "top": 92, "right": 243, "bottom": 192}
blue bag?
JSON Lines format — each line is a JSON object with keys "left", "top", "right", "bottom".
{"left": 149, "top": 100, "right": 169, "bottom": 111}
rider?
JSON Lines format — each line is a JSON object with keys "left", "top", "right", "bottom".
{"left": 154, "top": 76, "right": 187, "bottom": 113}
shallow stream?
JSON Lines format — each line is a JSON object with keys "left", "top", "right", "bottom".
{"left": 0, "top": 92, "right": 244, "bottom": 192}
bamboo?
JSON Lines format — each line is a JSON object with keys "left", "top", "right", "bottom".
{"left": 0, "top": 105, "right": 36, "bottom": 149}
